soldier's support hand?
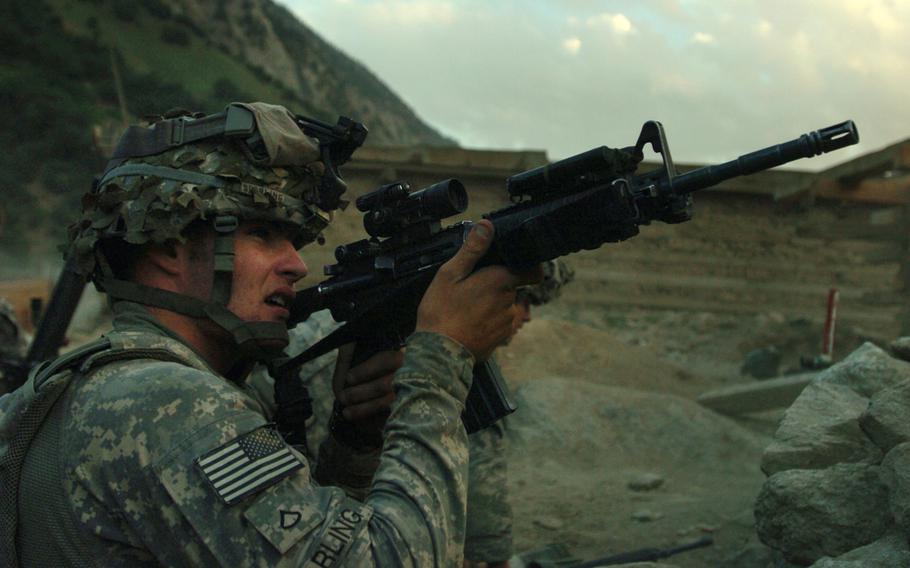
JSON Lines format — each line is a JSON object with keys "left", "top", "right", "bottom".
{"left": 416, "top": 220, "right": 540, "bottom": 362}
{"left": 335, "top": 348, "right": 402, "bottom": 422}
{"left": 330, "top": 345, "right": 402, "bottom": 446}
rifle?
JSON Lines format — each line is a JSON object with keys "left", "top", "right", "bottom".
{"left": 275, "top": 120, "right": 859, "bottom": 433}
{"left": 571, "top": 536, "right": 714, "bottom": 567}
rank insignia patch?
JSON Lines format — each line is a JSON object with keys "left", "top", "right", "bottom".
{"left": 195, "top": 426, "right": 304, "bottom": 505}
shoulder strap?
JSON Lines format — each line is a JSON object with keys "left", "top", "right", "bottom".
{"left": 0, "top": 338, "right": 110, "bottom": 568}
{"left": 0, "top": 338, "right": 191, "bottom": 568}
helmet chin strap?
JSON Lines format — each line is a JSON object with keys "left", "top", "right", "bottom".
{"left": 95, "top": 217, "right": 292, "bottom": 375}
{"left": 207, "top": 215, "right": 291, "bottom": 362}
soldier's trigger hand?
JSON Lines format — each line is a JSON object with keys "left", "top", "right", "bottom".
{"left": 416, "top": 220, "right": 538, "bottom": 362}
{"left": 338, "top": 349, "right": 402, "bottom": 423}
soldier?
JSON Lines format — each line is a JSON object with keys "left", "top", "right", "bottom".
{"left": 0, "top": 298, "right": 28, "bottom": 359}
{"left": 505, "top": 259, "right": 575, "bottom": 345}
{"left": 464, "top": 259, "right": 574, "bottom": 568}
{"left": 3, "top": 103, "right": 536, "bottom": 566}
{"left": 0, "top": 297, "right": 29, "bottom": 394}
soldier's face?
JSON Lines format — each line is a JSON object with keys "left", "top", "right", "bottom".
{"left": 504, "top": 297, "right": 532, "bottom": 345}
{"left": 226, "top": 221, "right": 309, "bottom": 323}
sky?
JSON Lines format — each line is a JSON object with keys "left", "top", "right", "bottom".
{"left": 283, "top": 0, "right": 910, "bottom": 171}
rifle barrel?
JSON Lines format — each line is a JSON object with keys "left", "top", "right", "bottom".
{"left": 666, "top": 120, "right": 859, "bottom": 195}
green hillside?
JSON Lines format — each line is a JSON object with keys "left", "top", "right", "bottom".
{"left": 0, "top": 0, "right": 453, "bottom": 252}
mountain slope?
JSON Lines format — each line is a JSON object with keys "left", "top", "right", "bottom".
{"left": 0, "top": 0, "right": 453, "bottom": 250}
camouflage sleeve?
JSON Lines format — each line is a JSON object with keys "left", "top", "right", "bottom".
{"left": 464, "top": 421, "right": 514, "bottom": 563}
{"left": 315, "top": 434, "right": 381, "bottom": 501}
{"left": 66, "top": 331, "right": 474, "bottom": 567}
{"left": 362, "top": 331, "right": 475, "bottom": 564}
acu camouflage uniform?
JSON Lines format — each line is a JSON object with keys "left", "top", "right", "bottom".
{"left": 4, "top": 103, "right": 479, "bottom": 567}
{"left": 14, "top": 302, "right": 475, "bottom": 566}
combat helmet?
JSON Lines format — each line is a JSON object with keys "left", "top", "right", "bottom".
{"left": 519, "top": 258, "right": 575, "bottom": 306}
{"left": 66, "top": 102, "right": 367, "bottom": 362}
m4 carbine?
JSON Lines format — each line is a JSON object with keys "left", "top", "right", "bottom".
{"left": 275, "top": 120, "right": 859, "bottom": 434}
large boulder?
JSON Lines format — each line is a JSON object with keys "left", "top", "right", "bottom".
{"left": 760, "top": 380, "right": 880, "bottom": 475}
{"left": 754, "top": 463, "right": 891, "bottom": 565}
{"left": 755, "top": 341, "right": 910, "bottom": 565}
{"left": 809, "top": 529, "right": 910, "bottom": 567}
{"left": 879, "top": 442, "right": 910, "bottom": 535}
{"left": 888, "top": 336, "right": 910, "bottom": 362}
{"left": 823, "top": 342, "right": 910, "bottom": 398}
{"left": 859, "top": 379, "right": 910, "bottom": 452}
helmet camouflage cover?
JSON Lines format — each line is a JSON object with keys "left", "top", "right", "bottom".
{"left": 67, "top": 103, "right": 333, "bottom": 278}
{"left": 519, "top": 258, "right": 574, "bottom": 306}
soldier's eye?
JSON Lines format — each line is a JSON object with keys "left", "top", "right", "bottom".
{"left": 247, "top": 225, "right": 272, "bottom": 239}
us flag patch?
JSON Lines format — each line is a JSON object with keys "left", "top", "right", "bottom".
{"left": 195, "top": 426, "right": 304, "bottom": 505}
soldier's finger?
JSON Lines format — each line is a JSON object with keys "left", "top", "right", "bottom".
{"left": 339, "top": 373, "right": 395, "bottom": 406}
{"left": 437, "top": 220, "right": 494, "bottom": 283}
{"left": 347, "top": 349, "right": 404, "bottom": 385}
{"left": 342, "top": 395, "right": 395, "bottom": 422}
{"left": 332, "top": 342, "right": 356, "bottom": 397}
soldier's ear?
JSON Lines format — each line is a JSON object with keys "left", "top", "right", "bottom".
{"left": 142, "top": 240, "right": 183, "bottom": 277}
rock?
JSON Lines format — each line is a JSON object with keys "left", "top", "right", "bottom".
{"left": 631, "top": 509, "right": 663, "bottom": 522}
{"left": 741, "top": 347, "right": 781, "bottom": 379}
{"left": 823, "top": 342, "right": 910, "bottom": 398}
{"left": 760, "top": 380, "right": 881, "bottom": 475}
{"left": 889, "top": 337, "right": 910, "bottom": 362}
{"left": 754, "top": 463, "right": 891, "bottom": 565}
{"left": 718, "top": 536, "right": 776, "bottom": 568}
{"left": 627, "top": 472, "right": 664, "bottom": 492}
{"left": 532, "top": 515, "right": 564, "bottom": 531}
{"left": 809, "top": 529, "right": 910, "bottom": 567}
{"left": 859, "top": 378, "right": 910, "bottom": 452}
{"left": 880, "top": 443, "right": 910, "bottom": 535}
{"left": 767, "top": 311, "right": 786, "bottom": 324}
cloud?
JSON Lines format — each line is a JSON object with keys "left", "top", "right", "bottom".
{"left": 361, "top": 1, "right": 458, "bottom": 26}
{"left": 839, "top": 0, "right": 904, "bottom": 37}
{"left": 563, "top": 37, "right": 582, "bottom": 55}
{"left": 586, "top": 12, "right": 635, "bottom": 34}
{"left": 284, "top": 0, "right": 910, "bottom": 170}
{"left": 651, "top": 72, "right": 701, "bottom": 98}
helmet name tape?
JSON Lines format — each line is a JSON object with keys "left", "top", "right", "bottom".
{"left": 238, "top": 182, "right": 292, "bottom": 206}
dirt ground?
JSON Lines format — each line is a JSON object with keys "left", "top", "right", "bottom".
{"left": 495, "top": 303, "right": 886, "bottom": 567}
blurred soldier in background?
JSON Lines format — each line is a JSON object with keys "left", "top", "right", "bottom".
{"left": 0, "top": 297, "right": 29, "bottom": 394}
{"left": 465, "top": 258, "right": 575, "bottom": 568}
